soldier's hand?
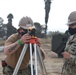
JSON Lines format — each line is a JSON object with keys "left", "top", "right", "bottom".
{"left": 62, "top": 51, "right": 70, "bottom": 60}
{"left": 20, "top": 34, "right": 31, "bottom": 44}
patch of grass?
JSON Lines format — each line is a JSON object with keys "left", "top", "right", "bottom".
{"left": 40, "top": 37, "right": 51, "bottom": 44}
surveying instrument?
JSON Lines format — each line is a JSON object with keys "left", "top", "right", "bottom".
{"left": 12, "top": 28, "right": 47, "bottom": 75}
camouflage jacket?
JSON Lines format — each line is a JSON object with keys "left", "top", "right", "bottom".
{"left": 64, "top": 35, "right": 76, "bottom": 64}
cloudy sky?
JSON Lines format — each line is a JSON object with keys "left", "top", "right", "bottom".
{"left": 0, "top": 0, "right": 76, "bottom": 32}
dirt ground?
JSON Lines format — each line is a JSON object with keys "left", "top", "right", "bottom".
{"left": 0, "top": 38, "right": 64, "bottom": 75}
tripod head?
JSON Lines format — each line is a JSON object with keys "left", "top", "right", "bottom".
{"left": 29, "top": 37, "right": 39, "bottom": 44}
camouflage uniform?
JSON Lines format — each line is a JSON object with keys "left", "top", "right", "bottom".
{"left": 3, "top": 65, "right": 31, "bottom": 75}
{"left": 62, "top": 35, "right": 76, "bottom": 75}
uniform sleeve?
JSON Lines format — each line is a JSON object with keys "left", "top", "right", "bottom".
{"left": 69, "top": 43, "right": 76, "bottom": 61}
{"left": 65, "top": 35, "right": 76, "bottom": 61}
{"left": 70, "top": 54, "right": 76, "bottom": 59}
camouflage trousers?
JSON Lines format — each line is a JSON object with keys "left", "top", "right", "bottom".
{"left": 61, "top": 63, "right": 76, "bottom": 75}
{"left": 2, "top": 65, "right": 31, "bottom": 75}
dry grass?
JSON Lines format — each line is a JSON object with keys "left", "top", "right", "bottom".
{"left": 40, "top": 37, "right": 51, "bottom": 44}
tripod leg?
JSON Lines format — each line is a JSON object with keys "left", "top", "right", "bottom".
{"left": 12, "top": 44, "right": 28, "bottom": 75}
{"left": 33, "top": 44, "right": 38, "bottom": 75}
{"left": 36, "top": 45, "right": 47, "bottom": 75}
{"left": 30, "top": 43, "right": 34, "bottom": 75}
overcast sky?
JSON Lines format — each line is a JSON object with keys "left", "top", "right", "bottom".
{"left": 0, "top": 0, "right": 76, "bottom": 32}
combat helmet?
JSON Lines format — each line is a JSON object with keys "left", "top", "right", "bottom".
{"left": 19, "top": 16, "right": 35, "bottom": 29}
{"left": 67, "top": 11, "right": 76, "bottom": 25}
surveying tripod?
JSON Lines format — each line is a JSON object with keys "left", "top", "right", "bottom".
{"left": 12, "top": 37, "right": 47, "bottom": 75}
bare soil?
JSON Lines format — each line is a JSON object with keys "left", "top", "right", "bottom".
{"left": 0, "top": 38, "right": 64, "bottom": 75}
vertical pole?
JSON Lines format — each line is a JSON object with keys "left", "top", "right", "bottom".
{"left": 45, "top": 24, "right": 47, "bottom": 37}
{"left": 37, "top": 45, "right": 47, "bottom": 75}
{"left": 34, "top": 44, "right": 38, "bottom": 75}
{"left": 30, "top": 43, "right": 33, "bottom": 75}
{"left": 12, "top": 44, "right": 28, "bottom": 75}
